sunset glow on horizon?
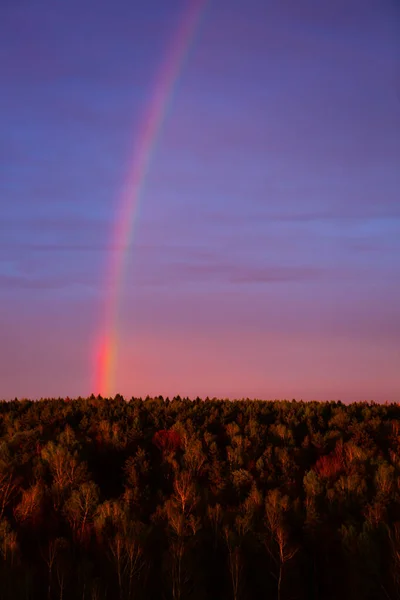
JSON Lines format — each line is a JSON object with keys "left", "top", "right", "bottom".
{"left": 1, "top": 0, "right": 399, "bottom": 402}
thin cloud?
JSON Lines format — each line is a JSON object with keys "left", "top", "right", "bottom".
{"left": 0, "top": 271, "right": 97, "bottom": 291}
{"left": 0, "top": 273, "right": 68, "bottom": 291}
{"left": 203, "top": 210, "right": 400, "bottom": 227}
{"left": 133, "top": 260, "right": 339, "bottom": 288}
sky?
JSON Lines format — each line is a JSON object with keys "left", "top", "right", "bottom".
{"left": 1, "top": 0, "right": 399, "bottom": 402}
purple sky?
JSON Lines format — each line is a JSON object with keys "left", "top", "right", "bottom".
{"left": 1, "top": 0, "right": 399, "bottom": 401}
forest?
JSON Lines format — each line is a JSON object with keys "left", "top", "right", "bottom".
{"left": 0, "top": 395, "right": 400, "bottom": 600}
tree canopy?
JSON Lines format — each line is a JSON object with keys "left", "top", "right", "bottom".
{"left": 0, "top": 395, "right": 399, "bottom": 599}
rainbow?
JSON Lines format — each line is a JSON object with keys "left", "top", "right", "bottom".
{"left": 93, "top": 0, "right": 208, "bottom": 397}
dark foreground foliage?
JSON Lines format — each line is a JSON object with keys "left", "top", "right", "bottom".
{"left": 0, "top": 396, "right": 400, "bottom": 600}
